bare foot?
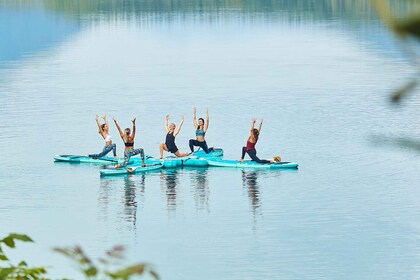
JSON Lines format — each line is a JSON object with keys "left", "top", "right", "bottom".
{"left": 114, "top": 156, "right": 119, "bottom": 159}
{"left": 238, "top": 158, "right": 244, "bottom": 162}
{"left": 142, "top": 163, "right": 146, "bottom": 167}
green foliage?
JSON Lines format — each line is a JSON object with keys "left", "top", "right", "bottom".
{"left": 0, "top": 234, "right": 159, "bottom": 280}
{"left": 374, "top": 0, "right": 420, "bottom": 102}
{"left": 54, "top": 245, "right": 159, "bottom": 280}
{"left": 0, "top": 233, "right": 48, "bottom": 280}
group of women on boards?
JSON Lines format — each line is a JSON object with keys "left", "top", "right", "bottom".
{"left": 88, "top": 108, "right": 278, "bottom": 168}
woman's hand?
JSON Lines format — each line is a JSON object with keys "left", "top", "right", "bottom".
{"left": 132, "top": 118, "right": 136, "bottom": 124}
{"left": 166, "top": 115, "right": 169, "bottom": 120}
{"left": 102, "top": 114, "right": 107, "bottom": 120}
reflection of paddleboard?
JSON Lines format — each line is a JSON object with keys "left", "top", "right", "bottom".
{"left": 207, "top": 158, "right": 298, "bottom": 169}
{"left": 100, "top": 164, "right": 163, "bottom": 176}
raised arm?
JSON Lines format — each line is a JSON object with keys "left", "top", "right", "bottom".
{"left": 249, "top": 118, "right": 256, "bottom": 140}
{"left": 164, "top": 115, "right": 169, "bottom": 133}
{"left": 204, "top": 107, "right": 209, "bottom": 132}
{"left": 131, "top": 117, "right": 136, "bottom": 139}
{"left": 102, "top": 114, "right": 109, "bottom": 127}
{"left": 193, "top": 107, "right": 198, "bottom": 128}
{"left": 174, "top": 116, "right": 184, "bottom": 137}
{"left": 113, "top": 118, "right": 124, "bottom": 139}
{"left": 95, "top": 115, "right": 105, "bottom": 138}
{"left": 258, "top": 119, "right": 263, "bottom": 134}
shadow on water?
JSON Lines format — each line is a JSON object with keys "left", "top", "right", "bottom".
{"left": 371, "top": 135, "right": 420, "bottom": 153}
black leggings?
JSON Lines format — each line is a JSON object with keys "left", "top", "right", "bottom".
{"left": 189, "top": 139, "right": 214, "bottom": 153}
{"left": 241, "top": 147, "right": 270, "bottom": 164}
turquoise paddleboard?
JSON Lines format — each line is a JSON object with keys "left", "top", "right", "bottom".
{"left": 54, "top": 155, "right": 120, "bottom": 164}
{"left": 54, "top": 155, "right": 154, "bottom": 165}
{"left": 207, "top": 158, "right": 298, "bottom": 169}
{"left": 159, "top": 156, "right": 209, "bottom": 168}
{"left": 193, "top": 148, "right": 223, "bottom": 158}
{"left": 100, "top": 163, "right": 163, "bottom": 176}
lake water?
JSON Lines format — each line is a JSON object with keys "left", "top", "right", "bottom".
{"left": 0, "top": 1, "right": 419, "bottom": 279}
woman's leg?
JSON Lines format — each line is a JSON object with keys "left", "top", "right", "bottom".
{"left": 133, "top": 148, "right": 145, "bottom": 166}
{"left": 239, "top": 146, "right": 247, "bottom": 161}
{"left": 189, "top": 139, "right": 196, "bottom": 153}
{"left": 116, "top": 150, "right": 130, "bottom": 168}
{"left": 89, "top": 145, "right": 113, "bottom": 158}
{"left": 198, "top": 141, "right": 210, "bottom": 153}
{"left": 160, "top": 143, "right": 169, "bottom": 159}
{"left": 174, "top": 150, "right": 189, "bottom": 157}
{"left": 246, "top": 149, "right": 270, "bottom": 164}
{"left": 111, "top": 143, "right": 117, "bottom": 157}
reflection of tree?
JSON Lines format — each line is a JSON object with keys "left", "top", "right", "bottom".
{"left": 191, "top": 169, "right": 210, "bottom": 213}
{"left": 40, "top": 0, "right": 418, "bottom": 25}
{"left": 160, "top": 169, "right": 179, "bottom": 214}
{"left": 241, "top": 170, "right": 261, "bottom": 219}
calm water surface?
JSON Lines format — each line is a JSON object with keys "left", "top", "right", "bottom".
{"left": 0, "top": 1, "right": 419, "bottom": 279}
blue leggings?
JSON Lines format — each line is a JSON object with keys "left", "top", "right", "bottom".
{"left": 241, "top": 147, "right": 270, "bottom": 164}
{"left": 122, "top": 148, "right": 144, "bottom": 167}
{"left": 189, "top": 139, "right": 214, "bottom": 153}
{"left": 89, "top": 144, "right": 116, "bottom": 158}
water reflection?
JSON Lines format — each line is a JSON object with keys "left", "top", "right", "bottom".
{"left": 189, "top": 168, "right": 210, "bottom": 213}
{"left": 241, "top": 170, "right": 262, "bottom": 222}
{"left": 98, "top": 174, "right": 146, "bottom": 228}
{"left": 122, "top": 175, "right": 144, "bottom": 227}
{"left": 160, "top": 169, "right": 179, "bottom": 214}
{"left": 0, "top": 2, "right": 80, "bottom": 67}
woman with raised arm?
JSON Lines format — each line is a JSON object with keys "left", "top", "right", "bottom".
{"left": 189, "top": 107, "right": 214, "bottom": 154}
{"left": 239, "top": 118, "right": 276, "bottom": 164}
{"left": 88, "top": 114, "right": 117, "bottom": 159}
{"left": 113, "top": 117, "right": 146, "bottom": 168}
{"left": 160, "top": 115, "right": 190, "bottom": 159}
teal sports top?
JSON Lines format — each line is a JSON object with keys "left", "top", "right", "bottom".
{"left": 196, "top": 128, "right": 205, "bottom": 137}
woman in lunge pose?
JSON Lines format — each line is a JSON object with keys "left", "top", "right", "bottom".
{"left": 160, "top": 115, "right": 190, "bottom": 159}
{"left": 189, "top": 107, "right": 214, "bottom": 154}
{"left": 239, "top": 118, "right": 278, "bottom": 164}
{"left": 113, "top": 117, "right": 146, "bottom": 168}
{"left": 88, "top": 114, "right": 117, "bottom": 159}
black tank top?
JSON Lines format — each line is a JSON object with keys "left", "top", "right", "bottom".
{"left": 165, "top": 132, "right": 176, "bottom": 149}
